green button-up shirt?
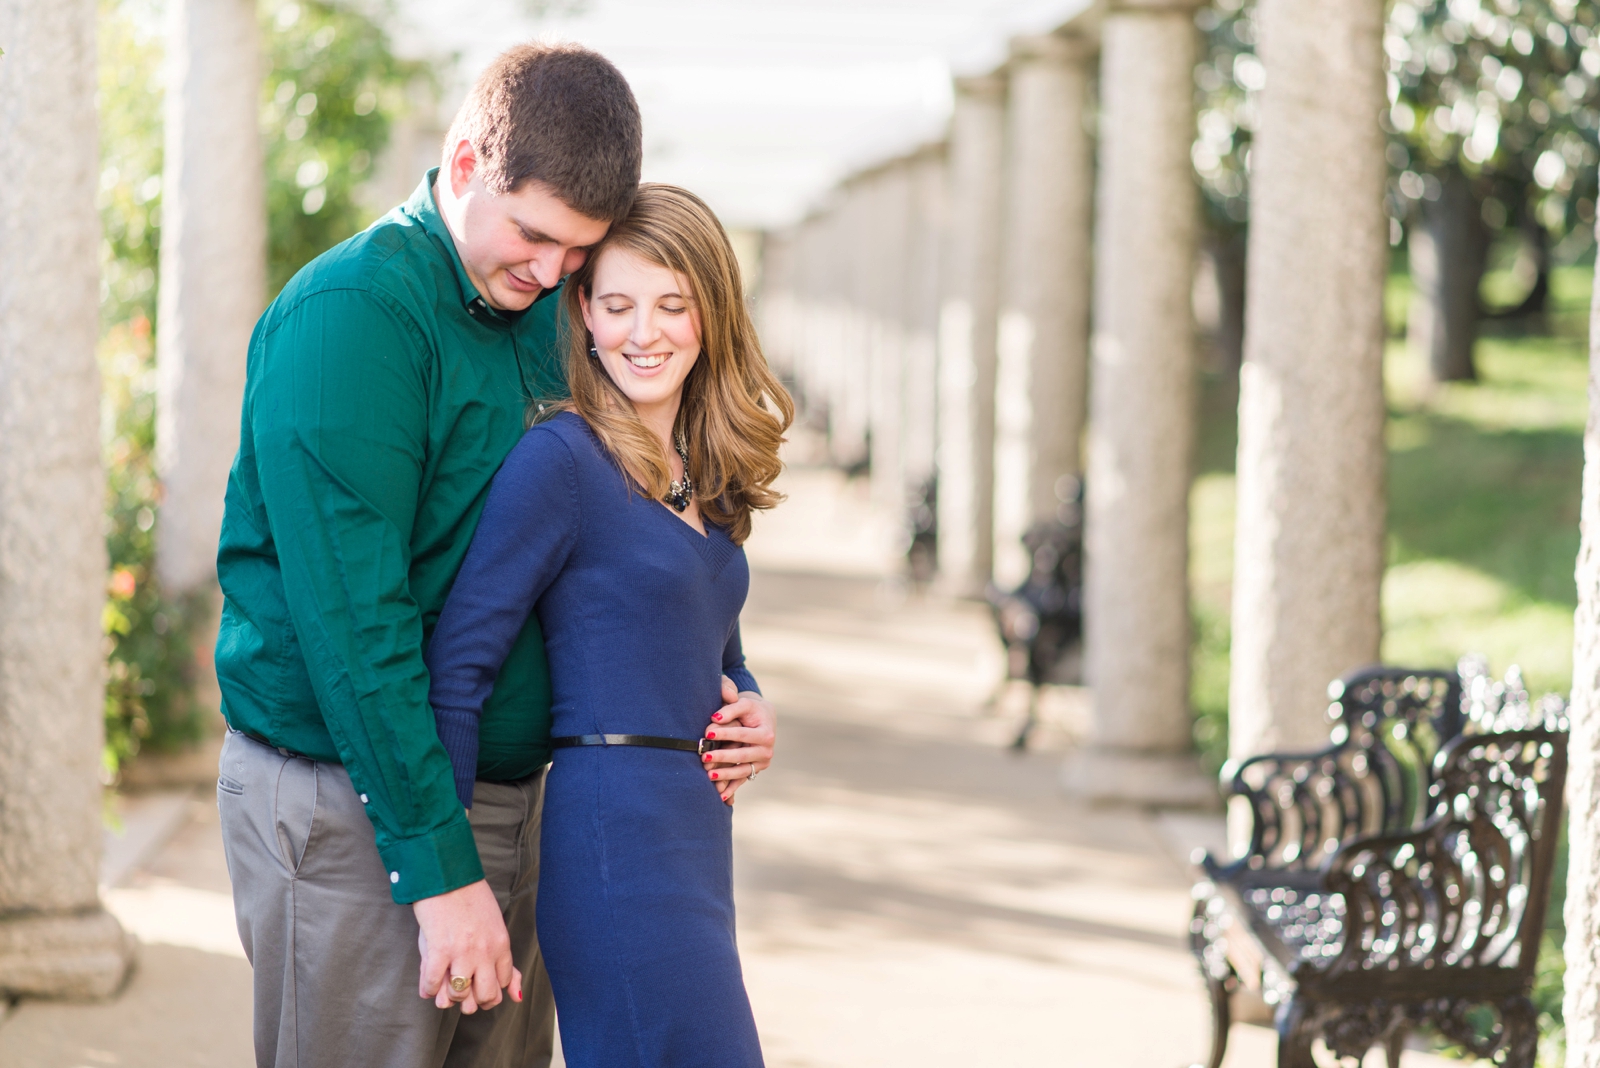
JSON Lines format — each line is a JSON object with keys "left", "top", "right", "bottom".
{"left": 216, "top": 170, "right": 566, "bottom": 903}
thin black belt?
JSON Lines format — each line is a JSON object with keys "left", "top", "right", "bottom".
{"left": 551, "top": 734, "right": 735, "bottom": 756}
{"left": 235, "top": 727, "right": 312, "bottom": 761}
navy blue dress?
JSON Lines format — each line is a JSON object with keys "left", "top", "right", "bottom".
{"left": 426, "top": 412, "right": 763, "bottom": 1068}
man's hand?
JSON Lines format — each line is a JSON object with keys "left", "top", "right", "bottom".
{"left": 703, "top": 675, "right": 776, "bottom": 804}
{"left": 413, "top": 879, "right": 521, "bottom": 1014}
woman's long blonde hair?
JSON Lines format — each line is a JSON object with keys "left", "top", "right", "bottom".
{"left": 556, "top": 184, "right": 793, "bottom": 544}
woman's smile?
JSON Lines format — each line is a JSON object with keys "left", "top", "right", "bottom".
{"left": 624, "top": 350, "right": 671, "bottom": 372}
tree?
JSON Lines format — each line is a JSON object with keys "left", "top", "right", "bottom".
{"left": 1192, "top": 0, "right": 1600, "bottom": 384}
{"left": 260, "top": 0, "right": 436, "bottom": 295}
{"left": 1193, "top": 0, "right": 1257, "bottom": 381}
{"left": 96, "top": 0, "right": 439, "bottom": 774}
{"left": 99, "top": 0, "right": 200, "bottom": 772}
{"left": 1387, "top": 0, "right": 1600, "bottom": 381}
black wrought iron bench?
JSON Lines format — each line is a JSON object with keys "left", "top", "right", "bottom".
{"left": 1189, "top": 660, "right": 1568, "bottom": 1067}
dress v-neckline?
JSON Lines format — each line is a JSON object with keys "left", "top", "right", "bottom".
{"left": 651, "top": 498, "right": 739, "bottom": 578}
{"left": 656, "top": 500, "right": 707, "bottom": 539}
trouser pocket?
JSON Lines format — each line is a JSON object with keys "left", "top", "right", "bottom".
{"left": 273, "top": 755, "right": 319, "bottom": 874}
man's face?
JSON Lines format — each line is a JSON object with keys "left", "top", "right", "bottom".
{"left": 442, "top": 140, "right": 612, "bottom": 312}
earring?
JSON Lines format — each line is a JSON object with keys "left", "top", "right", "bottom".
{"left": 588, "top": 345, "right": 599, "bottom": 360}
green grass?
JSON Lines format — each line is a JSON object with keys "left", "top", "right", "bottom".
{"left": 1188, "top": 278, "right": 1590, "bottom": 1065}
{"left": 1190, "top": 274, "right": 1592, "bottom": 768}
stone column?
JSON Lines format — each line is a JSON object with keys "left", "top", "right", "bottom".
{"left": 0, "top": 0, "right": 135, "bottom": 997}
{"left": 936, "top": 74, "right": 1007, "bottom": 596}
{"left": 1228, "top": 0, "right": 1388, "bottom": 757}
{"left": 991, "top": 32, "right": 1096, "bottom": 589}
{"left": 757, "top": 229, "right": 799, "bottom": 381}
{"left": 826, "top": 186, "right": 872, "bottom": 469}
{"left": 1067, "top": 0, "right": 1211, "bottom": 805}
{"left": 157, "top": 0, "right": 267, "bottom": 710}
{"left": 866, "top": 163, "right": 912, "bottom": 515}
{"left": 1565, "top": 171, "right": 1600, "bottom": 1068}
{"left": 799, "top": 211, "right": 840, "bottom": 438}
{"left": 902, "top": 147, "right": 948, "bottom": 506}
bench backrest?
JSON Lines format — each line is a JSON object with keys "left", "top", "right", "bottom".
{"left": 1326, "top": 720, "right": 1568, "bottom": 984}
{"left": 1222, "top": 665, "right": 1461, "bottom": 876}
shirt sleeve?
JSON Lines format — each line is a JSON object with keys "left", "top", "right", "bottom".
{"left": 249, "top": 288, "right": 481, "bottom": 904}
{"left": 722, "top": 621, "right": 761, "bottom": 696}
{"left": 428, "top": 427, "right": 581, "bottom": 809}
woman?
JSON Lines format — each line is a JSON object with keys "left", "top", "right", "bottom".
{"left": 425, "top": 183, "right": 792, "bottom": 1067}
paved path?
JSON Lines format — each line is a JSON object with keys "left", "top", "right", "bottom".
{"left": 0, "top": 466, "right": 1451, "bottom": 1067}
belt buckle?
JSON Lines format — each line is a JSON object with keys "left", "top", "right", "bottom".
{"left": 697, "top": 737, "right": 721, "bottom": 756}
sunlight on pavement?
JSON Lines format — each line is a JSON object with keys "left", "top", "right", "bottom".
{"left": 104, "top": 883, "right": 245, "bottom": 960}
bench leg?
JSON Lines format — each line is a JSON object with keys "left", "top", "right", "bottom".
{"left": 1384, "top": 1026, "right": 1406, "bottom": 1068}
{"left": 1275, "top": 998, "right": 1316, "bottom": 1068}
{"left": 1194, "top": 975, "right": 1230, "bottom": 1068}
{"left": 1499, "top": 995, "right": 1539, "bottom": 1068}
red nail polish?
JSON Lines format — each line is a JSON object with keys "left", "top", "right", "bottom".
{"left": 706, "top": 731, "right": 716, "bottom": 738}
{"left": 712, "top": 713, "right": 723, "bottom": 721}
{"left": 710, "top": 772, "right": 719, "bottom": 779}
{"left": 702, "top": 754, "right": 712, "bottom": 762}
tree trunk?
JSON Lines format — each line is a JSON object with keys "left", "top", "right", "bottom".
{"left": 1408, "top": 166, "right": 1487, "bottom": 383}
{"left": 1208, "top": 226, "right": 1247, "bottom": 388}
{"left": 1485, "top": 219, "right": 1550, "bottom": 326}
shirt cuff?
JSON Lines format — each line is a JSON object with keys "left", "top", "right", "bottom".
{"left": 375, "top": 813, "right": 484, "bottom": 904}
{"left": 726, "top": 665, "right": 760, "bottom": 696}
{"left": 434, "top": 707, "right": 481, "bottom": 810}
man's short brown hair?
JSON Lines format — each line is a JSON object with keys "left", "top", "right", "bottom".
{"left": 444, "top": 42, "right": 642, "bottom": 223}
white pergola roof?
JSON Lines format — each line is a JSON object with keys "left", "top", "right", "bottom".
{"left": 389, "top": 0, "right": 1094, "bottom": 229}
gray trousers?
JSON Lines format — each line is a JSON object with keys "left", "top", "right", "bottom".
{"left": 217, "top": 729, "right": 555, "bottom": 1068}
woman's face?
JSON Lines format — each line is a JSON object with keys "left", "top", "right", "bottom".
{"left": 580, "top": 246, "right": 702, "bottom": 423}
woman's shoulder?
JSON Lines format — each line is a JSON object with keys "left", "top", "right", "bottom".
{"left": 510, "top": 410, "right": 592, "bottom": 455}
{"left": 500, "top": 410, "right": 613, "bottom": 484}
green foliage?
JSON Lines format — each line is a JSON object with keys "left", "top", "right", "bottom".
{"left": 99, "top": 0, "right": 163, "bottom": 331}
{"left": 1385, "top": 0, "right": 1600, "bottom": 249}
{"left": 1188, "top": 285, "right": 1593, "bottom": 1053}
{"left": 99, "top": 0, "right": 204, "bottom": 774}
{"left": 1195, "top": 0, "right": 1600, "bottom": 256}
{"left": 101, "top": 317, "right": 206, "bottom": 770}
{"left": 96, "top": 0, "right": 435, "bottom": 774}
{"left": 260, "top": 0, "right": 435, "bottom": 295}
{"left": 1193, "top": 0, "right": 1256, "bottom": 229}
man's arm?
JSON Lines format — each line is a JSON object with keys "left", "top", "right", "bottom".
{"left": 251, "top": 288, "right": 518, "bottom": 1011}
{"left": 251, "top": 288, "right": 481, "bottom": 903}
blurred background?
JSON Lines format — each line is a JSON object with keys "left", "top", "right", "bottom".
{"left": 2, "top": 0, "right": 1597, "bottom": 1065}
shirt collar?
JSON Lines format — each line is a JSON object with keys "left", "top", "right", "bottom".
{"left": 405, "top": 167, "right": 562, "bottom": 320}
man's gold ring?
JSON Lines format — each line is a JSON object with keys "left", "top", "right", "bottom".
{"left": 449, "top": 975, "right": 472, "bottom": 995}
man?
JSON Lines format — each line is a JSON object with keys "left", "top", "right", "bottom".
{"left": 213, "top": 43, "right": 776, "bottom": 1068}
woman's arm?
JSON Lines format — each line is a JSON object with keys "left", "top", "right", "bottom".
{"left": 427, "top": 428, "right": 580, "bottom": 809}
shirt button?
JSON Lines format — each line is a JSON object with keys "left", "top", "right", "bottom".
{"left": 390, "top": 872, "right": 400, "bottom": 884}
{"left": 360, "top": 794, "right": 369, "bottom": 803}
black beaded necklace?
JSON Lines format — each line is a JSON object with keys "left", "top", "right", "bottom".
{"left": 665, "top": 430, "right": 694, "bottom": 513}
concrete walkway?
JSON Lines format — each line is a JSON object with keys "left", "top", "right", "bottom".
{"left": 0, "top": 465, "right": 1451, "bottom": 1067}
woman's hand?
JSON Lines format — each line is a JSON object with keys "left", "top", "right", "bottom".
{"left": 703, "top": 675, "right": 775, "bottom": 804}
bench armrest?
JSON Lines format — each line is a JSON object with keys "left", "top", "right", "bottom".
{"left": 1202, "top": 740, "right": 1374, "bottom": 882}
